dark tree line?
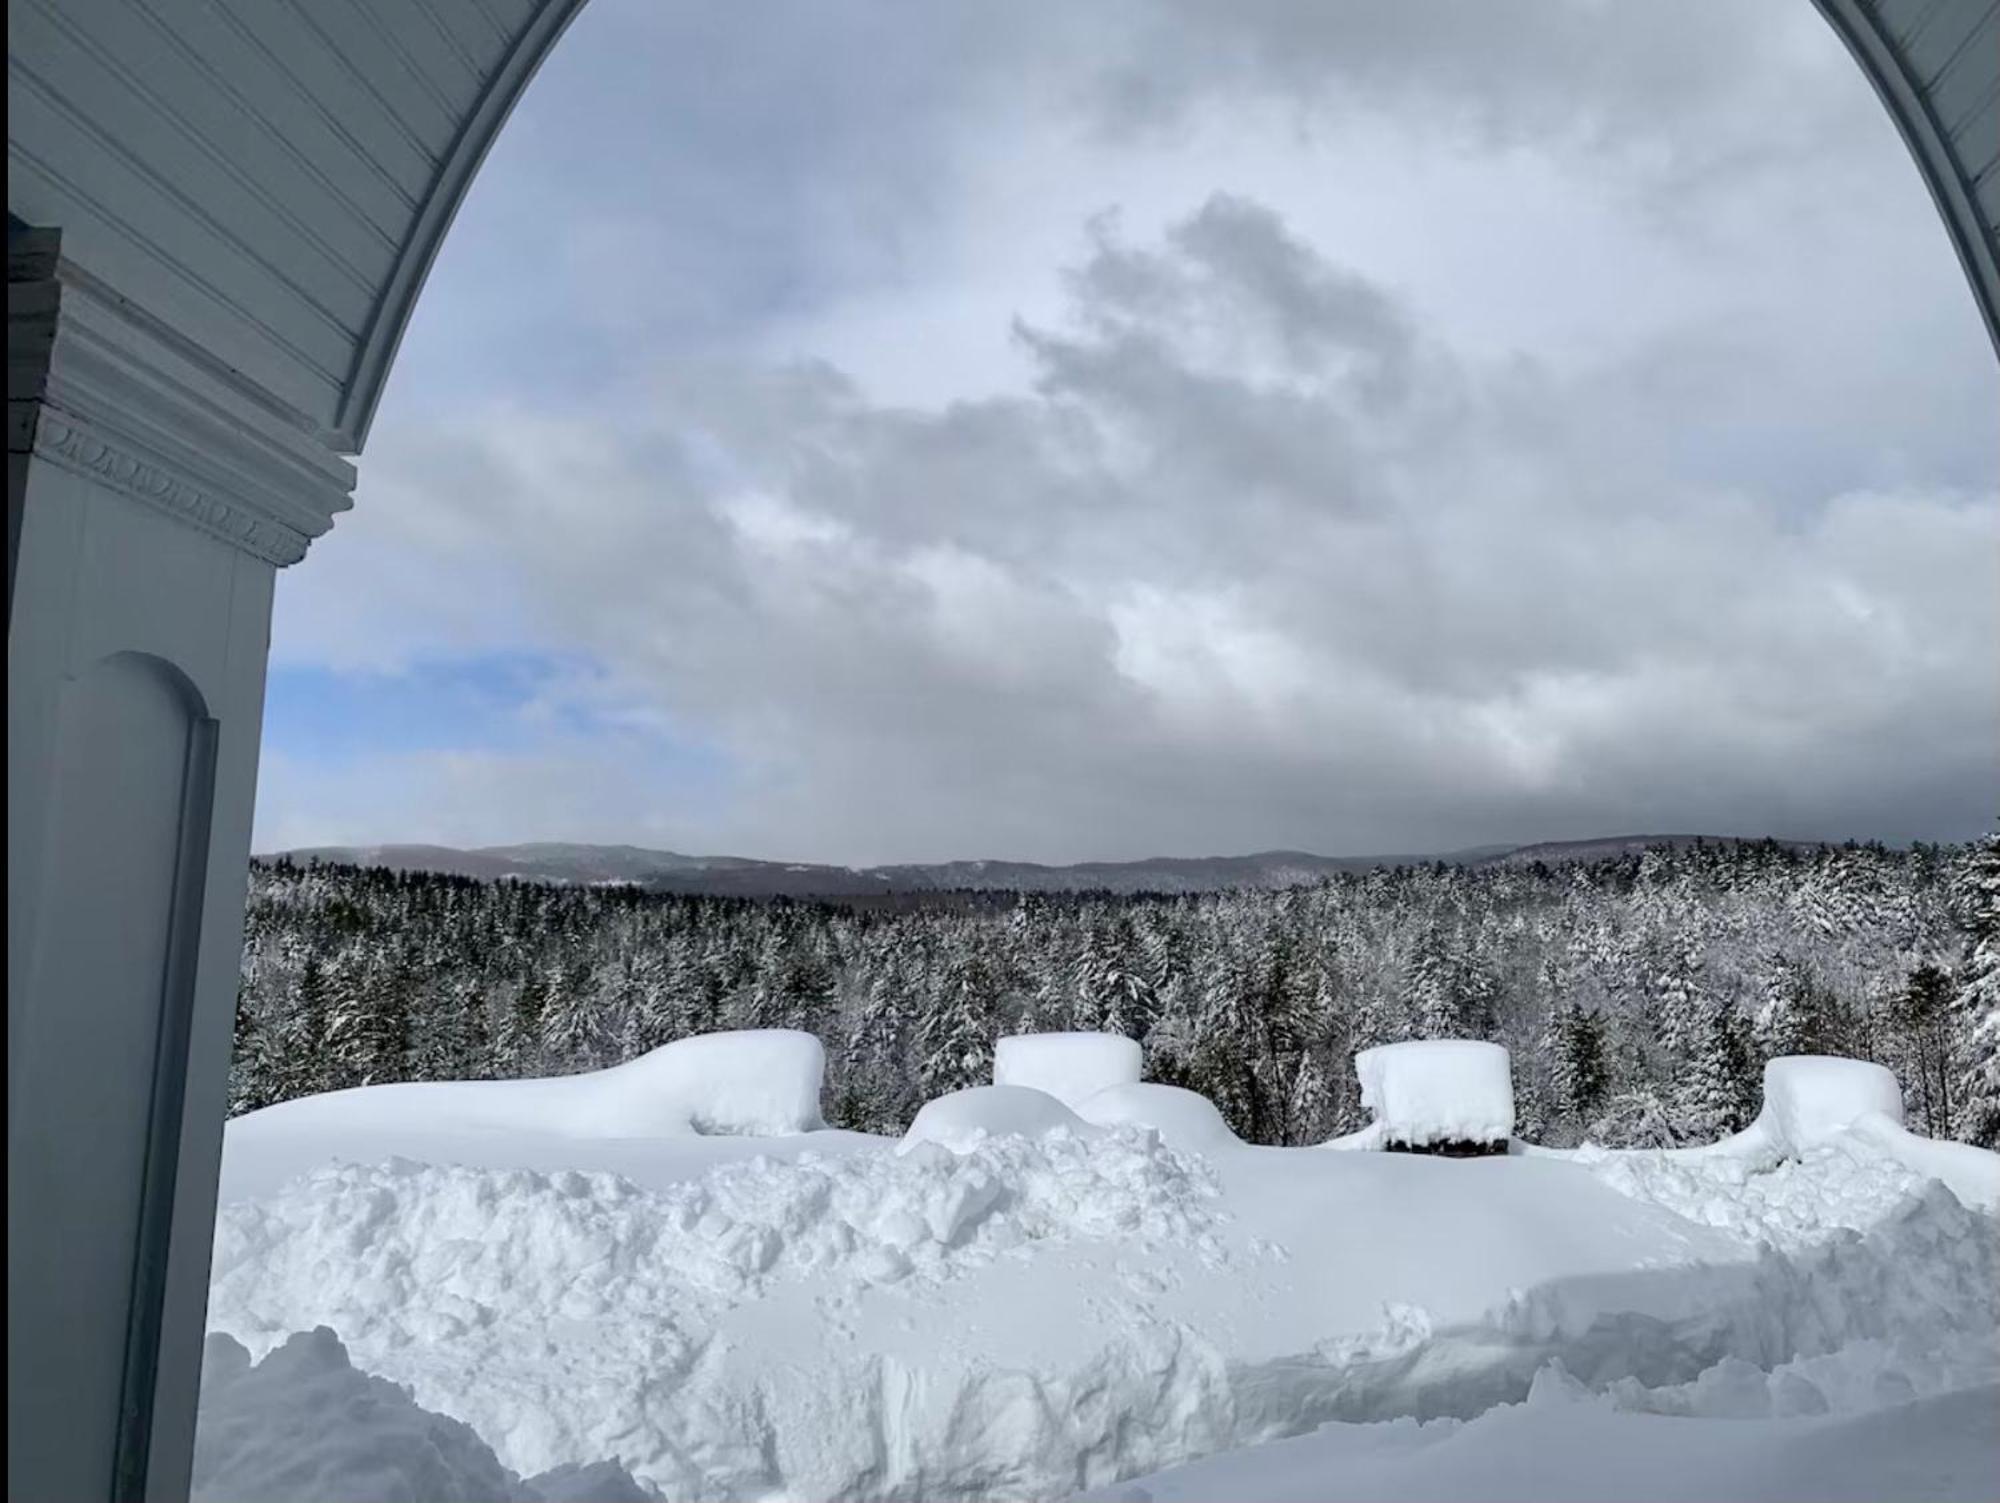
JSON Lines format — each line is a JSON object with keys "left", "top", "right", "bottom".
{"left": 231, "top": 834, "right": 2000, "bottom": 1150}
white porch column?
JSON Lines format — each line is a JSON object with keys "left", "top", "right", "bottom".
{"left": 7, "top": 225, "right": 352, "bottom": 1502}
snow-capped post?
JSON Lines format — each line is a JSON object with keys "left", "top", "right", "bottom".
{"left": 992, "top": 1032, "right": 1143, "bottom": 1108}
{"left": 1757, "top": 1055, "right": 1904, "bottom": 1151}
{"left": 1353, "top": 1040, "right": 1515, "bottom": 1157}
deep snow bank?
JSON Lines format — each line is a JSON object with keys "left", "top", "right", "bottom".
{"left": 1543, "top": 1056, "right": 2000, "bottom": 1211}
{"left": 207, "top": 1127, "right": 1229, "bottom": 1495}
{"left": 219, "top": 1031, "right": 859, "bottom": 1203}
{"left": 205, "top": 1113, "right": 2000, "bottom": 1501}
{"left": 205, "top": 1043, "right": 2000, "bottom": 1502}
{"left": 192, "top": 1328, "right": 660, "bottom": 1503}
{"left": 1081, "top": 1368, "right": 2000, "bottom": 1503}
{"left": 229, "top": 1029, "right": 824, "bottom": 1145}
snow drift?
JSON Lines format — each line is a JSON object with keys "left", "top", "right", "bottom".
{"left": 899, "top": 1084, "right": 1100, "bottom": 1155}
{"left": 203, "top": 1038, "right": 2000, "bottom": 1501}
{"left": 228, "top": 1029, "right": 824, "bottom": 1146}
{"left": 192, "top": 1327, "right": 660, "bottom": 1503}
{"left": 1074, "top": 1082, "right": 1242, "bottom": 1156}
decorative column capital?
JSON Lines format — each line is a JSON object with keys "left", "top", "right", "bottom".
{"left": 10, "top": 231, "right": 356, "bottom": 568}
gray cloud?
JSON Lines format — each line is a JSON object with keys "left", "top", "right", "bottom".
{"left": 264, "top": 0, "right": 1998, "bottom": 862}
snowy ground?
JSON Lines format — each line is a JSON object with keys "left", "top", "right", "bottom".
{"left": 200, "top": 1035, "right": 2000, "bottom": 1501}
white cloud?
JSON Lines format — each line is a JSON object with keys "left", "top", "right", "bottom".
{"left": 265, "top": 0, "right": 1999, "bottom": 862}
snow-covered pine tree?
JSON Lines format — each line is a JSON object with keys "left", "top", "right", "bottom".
{"left": 1404, "top": 924, "right": 1454, "bottom": 1040}
{"left": 1880, "top": 963, "right": 1952, "bottom": 1137}
{"left": 227, "top": 980, "right": 275, "bottom": 1116}
{"left": 918, "top": 943, "right": 995, "bottom": 1100}
{"left": 539, "top": 959, "right": 601, "bottom": 1067}
{"left": 1951, "top": 831, "right": 2000, "bottom": 1147}
{"left": 275, "top": 950, "right": 334, "bottom": 1099}
{"left": 1549, "top": 998, "right": 1610, "bottom": 1132}
{"left": 324, "top": 949, "right": 412, "bottom": 1087}
{"left": 500, "top": 971, "right": 548, "bottom": 1075}
{"left": 1755, "top": 952, "right": 1847, "bottom": 1061}
{"left": 1188, "top": 931, "right": 1264, "bottom": 1138}
{"left": 1673, "top": 998, "right": 1754, "bottom": 1142}
{"left": 1587, "top": 1084, "right": 1681, "bottom": 1149}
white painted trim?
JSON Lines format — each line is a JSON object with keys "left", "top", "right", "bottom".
{"left": 1813, "top": 0, "right": 2000, "bottom": 360}
{"left": 333, "top": 0, "right": 590, "bottom": 451}
{"left": 19, "top": 249, "right": 355, "bottom": 566}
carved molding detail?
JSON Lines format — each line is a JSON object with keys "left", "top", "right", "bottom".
{"left": 32, "top": 411, "right": 311, "bottom": 566}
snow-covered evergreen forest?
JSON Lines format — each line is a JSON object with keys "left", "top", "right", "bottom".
{"left": 232, "top": 834, "right": 2000, "bottom": 1150}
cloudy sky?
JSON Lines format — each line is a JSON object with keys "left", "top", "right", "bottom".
{"left": 254, "top": 0, "right": 1998, "bottom": 865}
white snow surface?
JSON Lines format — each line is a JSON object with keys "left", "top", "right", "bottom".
{"left": 1082, "top": 1368, "right": 2000, "bottom": 1503}
{"left": 220, "top": 1032, "right": 846, "bottom": 1203}
{"left": 192, "top": 1327, "right": 658, "bottom": 1503}
{"left": 204, "top": 1053, "right": 2000, "bottom": 1502}
{"left": 1761, "top": 1054, "right": 1905, "bottom": 1147}
{"left": 994, "top": 1032, "right": 1144, "bottom": 1106}
{"left": 898, "top": 1083, "right": 1102, "bottom": 1154}
{"left": 226, "top": 1030, "right": 823, "bottom": 1148}
{"left": 1074, "top": 1082, "right": 1243, "bottom": 1155}
{"left": 1355, "top": 1040, "right": 1515, "bottom": 1145}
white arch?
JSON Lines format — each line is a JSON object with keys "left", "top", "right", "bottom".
{"left": 8, "top": 0, "right": 587, "bottom": 455}
{"left": 1812, "top": 0, "right": 2000, "bottom": 359}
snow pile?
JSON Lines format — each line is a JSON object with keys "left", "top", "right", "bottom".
{"left": 1319, "top": 1119, "right": 1389, "bottom": 1151}
{"left": 1572, "top": 1141, "right": 2000, "bottom": 1403}
{"left": 1075, "top": 1082, "right": 1243, "bottom": 1156}
{"left": 1083, "top": 1364, "right": 2000, "bottom": 1503}
{"left": 900, "top": 1083, "right": 1101, "bottom": 1154}
{"left": 193, "top": 1327, "right": 532, "bottom": 1503}
{"left": 1579, "top": 1133, "right": 1943, "bottom": 1251}
{"left": 227, "top": 1030, "right": 826, "bottom": 1145}
{"left": 994, "top": 1032, "right": 1143, "bottom": 1107}
{"left": 202, "top": 1042, "right": 2000, "bottom": 1502}
{"left": 1603, "top": 1333, "right": 2000, "bottom": 1421}
{"left": 1572, "top": 1057, "right": 2000, "bottom": 1211}
{"left": 1845, "top": 1113, "right": 2000, "bottom": 1210}
{"left": 193, "top": 1327, "right": 659, "bottom": 1503}
{"left": 1761, "top": 1055, "right": 1905, "bottom": 1149}
{"left": 1354, "top": 1040, "right": 1514, "bottom": 1146}
{"left": 207, "top": 1128, "right": 1226, "bottom": 1490}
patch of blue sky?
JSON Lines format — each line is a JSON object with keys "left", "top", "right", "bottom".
{"left": 261, "top": 651, "right": 732, "bottom": 791}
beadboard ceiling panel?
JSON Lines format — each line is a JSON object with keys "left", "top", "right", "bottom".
{"left": 1814, "top": 0, "right": 2000, "bottom": 354}
{"left": 8, "top": 0, "right": 586, "bottom": 450}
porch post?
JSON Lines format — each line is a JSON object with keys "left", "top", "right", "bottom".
{"left": 7, "top": 223, "right": 352, "bottom": 1502}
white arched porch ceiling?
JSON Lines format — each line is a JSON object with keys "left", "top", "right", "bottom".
{"left": 9, "top": 0, "right": 588, "bottom": 457}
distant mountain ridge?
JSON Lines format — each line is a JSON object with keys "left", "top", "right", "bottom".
{"left": 268, "top": 833, "right": 1827, "bottom": 898}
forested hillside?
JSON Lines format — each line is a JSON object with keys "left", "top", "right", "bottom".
{"left": 231, "top": 835, "right": 2000, "bottom": 1149}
